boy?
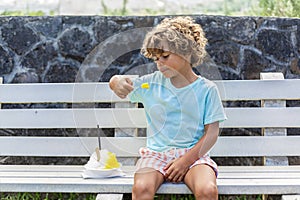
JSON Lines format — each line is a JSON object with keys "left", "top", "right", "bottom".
{"left": 109, "top": 16, "right": 226, "bottom": 200}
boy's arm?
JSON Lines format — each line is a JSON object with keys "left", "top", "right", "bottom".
{"left": 185, "top": 121, "right": 219, "bottom": 162}
{"left": 164, "top": 121, "right": 220, "bottom": 182}
{"left": 109, "top": 75, "right": 134, "bottom": 99}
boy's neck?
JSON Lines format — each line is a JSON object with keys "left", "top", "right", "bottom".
{"left": 170, "top": 71, "right": 198, "bottom": 88}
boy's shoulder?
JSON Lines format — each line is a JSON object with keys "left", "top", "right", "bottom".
{"left": 197, "top": 76, "right": 217, "bottom": 89}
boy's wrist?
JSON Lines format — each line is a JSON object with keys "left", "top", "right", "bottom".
{"left": 182, "top": 149, "right": 200, "bottom": 165}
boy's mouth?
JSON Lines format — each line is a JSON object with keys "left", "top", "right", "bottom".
{"left": 158, "top": 65, "right": 169, "bottom": 72}
{"left": 160, "top": 68, "right": 169, "bottom": 74}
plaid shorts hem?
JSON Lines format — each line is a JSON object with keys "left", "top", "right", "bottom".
{"left": 135, "top": 147, "right": 218, "bottom": 177}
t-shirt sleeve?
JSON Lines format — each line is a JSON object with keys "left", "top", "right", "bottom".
{"left": 203, "top": 84, "right": 227, "bottom": 125}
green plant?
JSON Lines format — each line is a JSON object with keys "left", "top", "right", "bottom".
{"left": 257, "top": 0, "right": 300, "bottom": 17}
{"left": 154, "top": 194, "right": 195, "bottom": 200}
{"left": 0, "top": 10, "right": 46, "bottom": 16}
{"left": 100, "top": 0, "right": 129, "bottom": 16}
{"left": 143, "top": 8, "right": 167, "bottom": 15}
{"left": 0, "top": 193, "right": 97, "bottom": 200}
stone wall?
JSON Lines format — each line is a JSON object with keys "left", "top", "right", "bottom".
{"left": 0, "top": 15, "right": 299, "bottom": 84}
{"left": 0, "top": 15, "right": 299, "bottom": 165}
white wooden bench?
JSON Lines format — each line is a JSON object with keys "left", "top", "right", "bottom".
{"left": 0, "top": 72, "right": 300, "bottom": 199}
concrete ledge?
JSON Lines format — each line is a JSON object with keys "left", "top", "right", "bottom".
{"left": 96, "top": 194, "right": 123, "bottom": 200}
{"left": 282, "top": 195, "right": 300, "bottom": 200}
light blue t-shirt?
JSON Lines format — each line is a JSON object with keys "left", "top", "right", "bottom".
{"left": 129, "top": 71, "right": 227, "bottom": 152}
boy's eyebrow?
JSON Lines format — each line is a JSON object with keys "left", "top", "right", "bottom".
{"left": 147, "top": 48, "right": 163, "bottom": 55}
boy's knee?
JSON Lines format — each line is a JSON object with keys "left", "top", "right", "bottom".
{"left": 132, "top": 180, "right": 156, "bottom": 200}
{"left": 194, "top": 182, "right": 218, "bottom": 200}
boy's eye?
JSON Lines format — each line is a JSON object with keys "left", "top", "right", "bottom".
{"left": 151, "top": 52, "right": 171, "bottom": 61}
{"left": 161, "top": 52, "right": 171, "bottom": 59}
{"left": 162, "top": 54, "right": 170, "bottom": 59}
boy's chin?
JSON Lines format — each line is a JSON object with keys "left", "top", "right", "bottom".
{"left": 163, "top": 74, "right": 173, "bottom": 79}
{"left": 161, "top": 72, "right": 174, "bottom": 79}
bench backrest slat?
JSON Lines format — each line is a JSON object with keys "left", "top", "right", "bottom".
{"left": 0, "top": 136, "right": 299, "bottom": 157}
{"left": 215, "top": 79, "right": 300, "bottom": 100}
{"left": 222, "top": 107, "right": 300, "bottom": 128}
{"left": 1, "top": 80, "right": 300, "bottom": 103}
{"left": 0, "top": 108, "right": 147, "bottom": 128}
{"left": 0, "top": 107, "right": 299, "bottom": 128}
{"left": 0, "top": 83, "right": 124, "bottom": 103}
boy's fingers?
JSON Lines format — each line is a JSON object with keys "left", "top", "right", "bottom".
{"left": 116, "top": 92, "right": 126, "bottom": 99}
{"left": 125, "top": 77, "right": 133, "bottom": 85}
{"left": 123, "top": 78, "right": 134, "bottom": 92}
{"left": 164, "top": 160, "right": 173, "bottom": 171}
{"left": 124, "top": 84, "right": 134, "bottom": 92}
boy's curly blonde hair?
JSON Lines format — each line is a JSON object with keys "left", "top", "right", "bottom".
{"left": 141, "top": 16, "right": 207, "bottom": 67}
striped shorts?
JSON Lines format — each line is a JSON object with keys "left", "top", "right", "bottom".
{"left": 135, "top": 147, "right": 218, "bottom": 177}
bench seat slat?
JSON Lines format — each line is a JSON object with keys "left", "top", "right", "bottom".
{"left": 218, "top": 172, "right": 300, "bottom": 179}
{"left": 0, "top": 176, "right": 299, "bottom": 194}
{"left": 219, "top": 165, "right": 300, "bottom": 173}
{"left": 0, "top": 165, "right": 84, "bottom": 172}
{"left": 0, "top": 107, "right": 300, "bottom": 128}
{"left": 1, "top": 136, "right": 299, "bottom": 157}
{"left": 1, "top": 165, "right": 300, "bottom": 173}
{"left": 216, "top": 179, "right": 300, "bottom": 195}
{"left": 0, "top": 172, "right": 83, "bottom": 178}
{"left": 2, "top": 165, "right": 300, "bottom": 179}
{"left": 1, "top": 171, "right": 299, "bottom": 179}
{"left": 1, "top": 165, "right": 299, "bottom": 194}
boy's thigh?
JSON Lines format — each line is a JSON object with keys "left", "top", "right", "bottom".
{"left": 184, "top": 164, "right": 217, "bottom": 191}
{"left": 134, "top": 167, "right": 165, "bottom": 190}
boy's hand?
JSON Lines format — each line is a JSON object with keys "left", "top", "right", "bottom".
{"left": 109, "top": 76, "right": 134, "bottom": 99}
{"left": 164, "top": 157, "right": 190, "bottom": 183}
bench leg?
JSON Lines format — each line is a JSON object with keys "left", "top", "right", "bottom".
{"left": 96, "top": 194, "right": 123, "bottom": 200}
{"left": 282, "top": 195, "right": 300, "bottom": 200}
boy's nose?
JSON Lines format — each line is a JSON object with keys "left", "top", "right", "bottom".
{"left": 156, "top": 57, "right": 165, "bottom": 65}
{"left": 158, "top": 56, "right": 165, "bottom": 62}
{"left": 156, "top": 61, "right": 164, "bottom": 68}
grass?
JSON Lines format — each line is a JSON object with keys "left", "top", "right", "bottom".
{"left": 0, "top": 193, "right": 265, "bottom": 200}
{"left": 154, "top": 195, "right": 262, "bottom": 200}
{"left": 1, "top": 193, "right": 264, "bottom": 200}
{"left": 0, "top": 193, "right": 96, "bottom": 200}
{"left": 0, "top": 10, "right": 47, "bottom": 16}
{"left": 154, "top": 194, "right": 195, "bottom": 200}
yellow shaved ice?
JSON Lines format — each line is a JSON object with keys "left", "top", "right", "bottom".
{"left": 104, "top": 151, "right": 121, "bottom": 169}
{"left": 100, "top": 149, "right": 121, "bottom": 169}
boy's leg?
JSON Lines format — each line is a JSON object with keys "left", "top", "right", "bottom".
{"left": 132, "top": 167, "right": 165, "bottom": 200}
{"left": 184, "top": 164, "right": 218, "bottom": 200}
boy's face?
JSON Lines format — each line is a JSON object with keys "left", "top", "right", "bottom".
{"left": 146, "top": 40, "right": 192, "bottom": 78}
{"left": 154, "top": 51, "right": 191, "bottom": 78}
